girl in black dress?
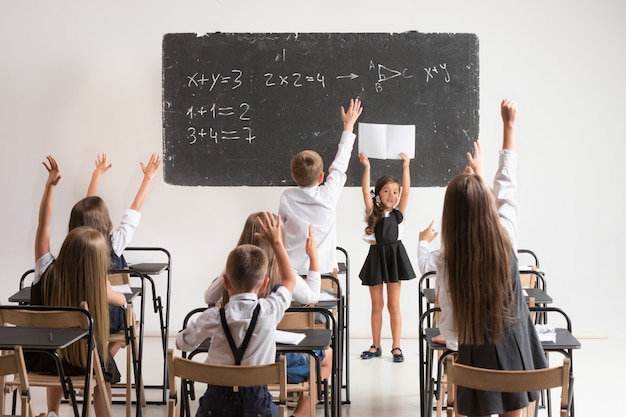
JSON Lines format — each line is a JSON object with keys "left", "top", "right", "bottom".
{"left": 358, "top": 152, "right": 415, "bottom": 363}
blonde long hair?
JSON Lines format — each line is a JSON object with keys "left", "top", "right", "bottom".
{"left": 221, "top": 212, "right": 284, "bottom": 304}
{"left": 41, "top": 227, "right": 111, "bottom": 367}
{"left": 441, "top": 173, "right": 515, "bottom": 345}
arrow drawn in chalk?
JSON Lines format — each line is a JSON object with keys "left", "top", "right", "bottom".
{"left": 336, "top": 73, "right": 359, "bottom": 80}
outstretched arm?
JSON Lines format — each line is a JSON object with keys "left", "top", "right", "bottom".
{"left": 501, "top": 98, "right": 517, "bottom": 150}
{"left": 255, "top": 212, "right": 296, "bottom": 293}
{"left": 397, "top": 152, "right": 411, "bottom": 214}
{"left": 35, "top": 156, "right": 61, "bottom": 261}
{"left": 340, "top": 98, "right": 363, "bottom": 133}
{"left": 87, "top": 153, "right": 112, "bottom": 197}
{"left": 129, "top": 153, "right": 161, "bottom": 211}
{"left": 359, "top": 153, "right": 374, "bottom": 214}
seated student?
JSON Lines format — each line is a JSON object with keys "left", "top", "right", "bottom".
{"left": 29, "top": 155, "right": 114, "bottom": 417}
{"left": 204, "top": 212, "right": 332, "bottom": 417}
{"left": 417, "top": 100, "right": 546, "bottom": 417}
{"left": 70, "top": 152, "right": 160, "bottom": 359}
{"left": 177, "top": 213, "right": 296, "bottom": 417}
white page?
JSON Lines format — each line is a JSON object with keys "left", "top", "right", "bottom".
{"left": 358, "top": 122, "right": 415, "bottom": 160}
{"left": 386, "top": 124, "right": 415, "bottom": 159}
{"left": 358, "top": 123, "right": 387, "bottom": 159}
{"left": 275, "top": 330, "right": 306, "bottom": 345}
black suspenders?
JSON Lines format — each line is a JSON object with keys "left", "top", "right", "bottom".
{"left": 219, "top": 304, "right": 261, "bottom": 365}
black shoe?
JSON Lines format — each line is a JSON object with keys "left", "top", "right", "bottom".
{"left": 391, "top": 347, "right": 404, "bottom": 363}
{"left": 361, "top": 345, "right": 382, "bottom": 359}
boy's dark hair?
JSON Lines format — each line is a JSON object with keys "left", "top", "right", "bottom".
{"left": 225, "top": 244, "right": 269, "bottom": 292}
{"left": 290, "top": 150, "right": 323, "bottom": 186}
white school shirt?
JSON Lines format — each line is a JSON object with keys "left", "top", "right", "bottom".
{"left": 279, "top": 130, "right": 356, "bottom": 275}
{"left": 177, "top": 287, "right": 292, "bottom": 366}
{"left": 417, "top": 150, "right": 519, "bottom": 350}
{"left": 204, "top": 270, "right": 321, "bottom": 306}
{"left": 111, "top": 209, "right": 141, "bottom": 257}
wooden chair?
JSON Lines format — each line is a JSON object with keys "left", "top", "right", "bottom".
{"left": 445, "top": 356, "right": 571, "bottom": 417}
{"left": 167, "top": 349, "right": 287, "bottom": 417}
{"left": 0, "top": 346, "right": 35, "bottom": 417}
{"left": 274, "top": 311, "right": 317, "bottom": 417}
{"left": 107, "top": 273, "right": 144, "bottom": 417}
{"left": 1, "top": 303, "right": 112, "bottom": 417}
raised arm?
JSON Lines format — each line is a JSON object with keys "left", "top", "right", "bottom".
{"left": 501, "top": 98, "right": 517, "bottom": 150}
{"left": 129, "top": 153, "right": 161, "bottom": 211}
{"left": 35, "top": 156, "right": 61, "bottom": 261}
{"left": 256, "top": 212, "right": 296, "bottom": 293}
{"left": 359, "top": 153, "right": 374, "bottom": 214}
{"left": 396, "top": 152, "right": 411, "bottom": 214}
{"left": 340, "top": 98, "right": 363, "bottom": 133}
{"left": 86, "top": 153, "right": 112, "bottom": 197}
{"left": 305, "top": 224, "right": 319, "bottom": 273}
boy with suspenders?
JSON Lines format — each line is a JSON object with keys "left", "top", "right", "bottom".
{"left": 177, "top": 213, "right": 297, "bottom": 417}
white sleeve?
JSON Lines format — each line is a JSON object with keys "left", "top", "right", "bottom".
{"left": 494, "top": 150, "right": 519, "bottom": 251}
{"left": 292, "top": 271, "right": 321, "bottom": 305}
{"left": 417, "top": 241, "right": 439, "bottom": 275}
{"left": 33, "top": 252, "right": 54, "bottom": 285}
{"left": 435, "top": 272, "right": 458, "bottom": 351}
{"left": 322, "top": 131, "right": 356, "bottom": 204}
{"left": 110, "top": 209, "right": 141, "bottom": 256}
{"left": 204, "top": 275, "right": 225, "bottom": 305}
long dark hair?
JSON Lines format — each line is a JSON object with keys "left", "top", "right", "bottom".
{"left": 441, "top": 173, "right": 515, "bottom": 345}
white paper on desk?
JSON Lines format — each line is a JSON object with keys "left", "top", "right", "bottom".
{"left": 275, "top": 330, "right": 306, "bottom": 345}
{"left": 535, "top": 324, "right": 556, "bottom": 343}
{"left": 318, "top": 292, "right": 337, "bottom": 301}
{"left": 358, "top": 122, "right": 415, "bottom": 159}
{"left": 111, "top": 284, "right": 132, "bottom": 294}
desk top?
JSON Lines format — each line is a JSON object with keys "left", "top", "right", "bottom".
{"left": 0, "top": 327, "right": 89, "bottom": 350}
{"left": 190, "top": 329, "right": 332, "bottom": 355}
{"left": 422, "top": 287, "right": 552, "bottom": 305}
{"left": 8, "top": 287, "right": 142, "bottom": 305}
{"left": 424, "top": 327, "right": 581, "bottom": 351}
{"left": 129, "top": 263, "right": 168, "bottom": 275}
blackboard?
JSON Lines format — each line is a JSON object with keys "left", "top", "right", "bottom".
{"left": 162, "top": 32, "right": 479, "bottom": 187}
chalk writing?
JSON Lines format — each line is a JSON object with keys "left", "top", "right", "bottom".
{"left": 264, "top": 72, "right": 326, "bottom": 88}
{"left": 186, "top": 70, "right": 243, "bottom": 90}
{"left": 186, "top": 101, "right": 255, "bottom": 144}
{"left": 424, "top": 63, "right": 450, "bottom": 83}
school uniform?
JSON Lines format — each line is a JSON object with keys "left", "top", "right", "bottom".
{"left": 359, "top": 208, "right": 416, "bottom": 286}
{"left": 417, "top": 150, "right": 547, "bottom": 415}
{"left": 279, "top": 130, "right": 356, "bottom": 275}
{"left": 177, "top": 287, "right": 292, "bottom": 417}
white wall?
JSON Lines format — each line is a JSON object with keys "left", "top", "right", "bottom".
{"left": 1, "top": 0, "right": 625, "bottom": 339}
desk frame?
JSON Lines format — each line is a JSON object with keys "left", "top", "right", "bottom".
{"left": 125, "top": 247, "right": 172, "bottom": 405}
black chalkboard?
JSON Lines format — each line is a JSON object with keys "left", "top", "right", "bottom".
{"left": 162, "top": 32, "right": 479, "bottom": 187}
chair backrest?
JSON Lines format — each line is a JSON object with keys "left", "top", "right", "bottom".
{"left": 445, "top": 356, "right": 570, "bottom": 417}
{"left": 277, "top": 311, "right": 315, "bottom": 330}
{"left": 107, "top": 272, "right": 131, "bottom": 286}
{"left": 167, "top": 349, "right": 287, "bottom": 417}
{"left": 0, "top": 346, "right": 34, "bottom": 417}
{"left": 0, "top": 305, "right": 92, "bottom": 332}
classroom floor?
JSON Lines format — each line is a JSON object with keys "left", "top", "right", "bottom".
{"left": 25, "top": 335, "right": 620, "bottom": 416}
